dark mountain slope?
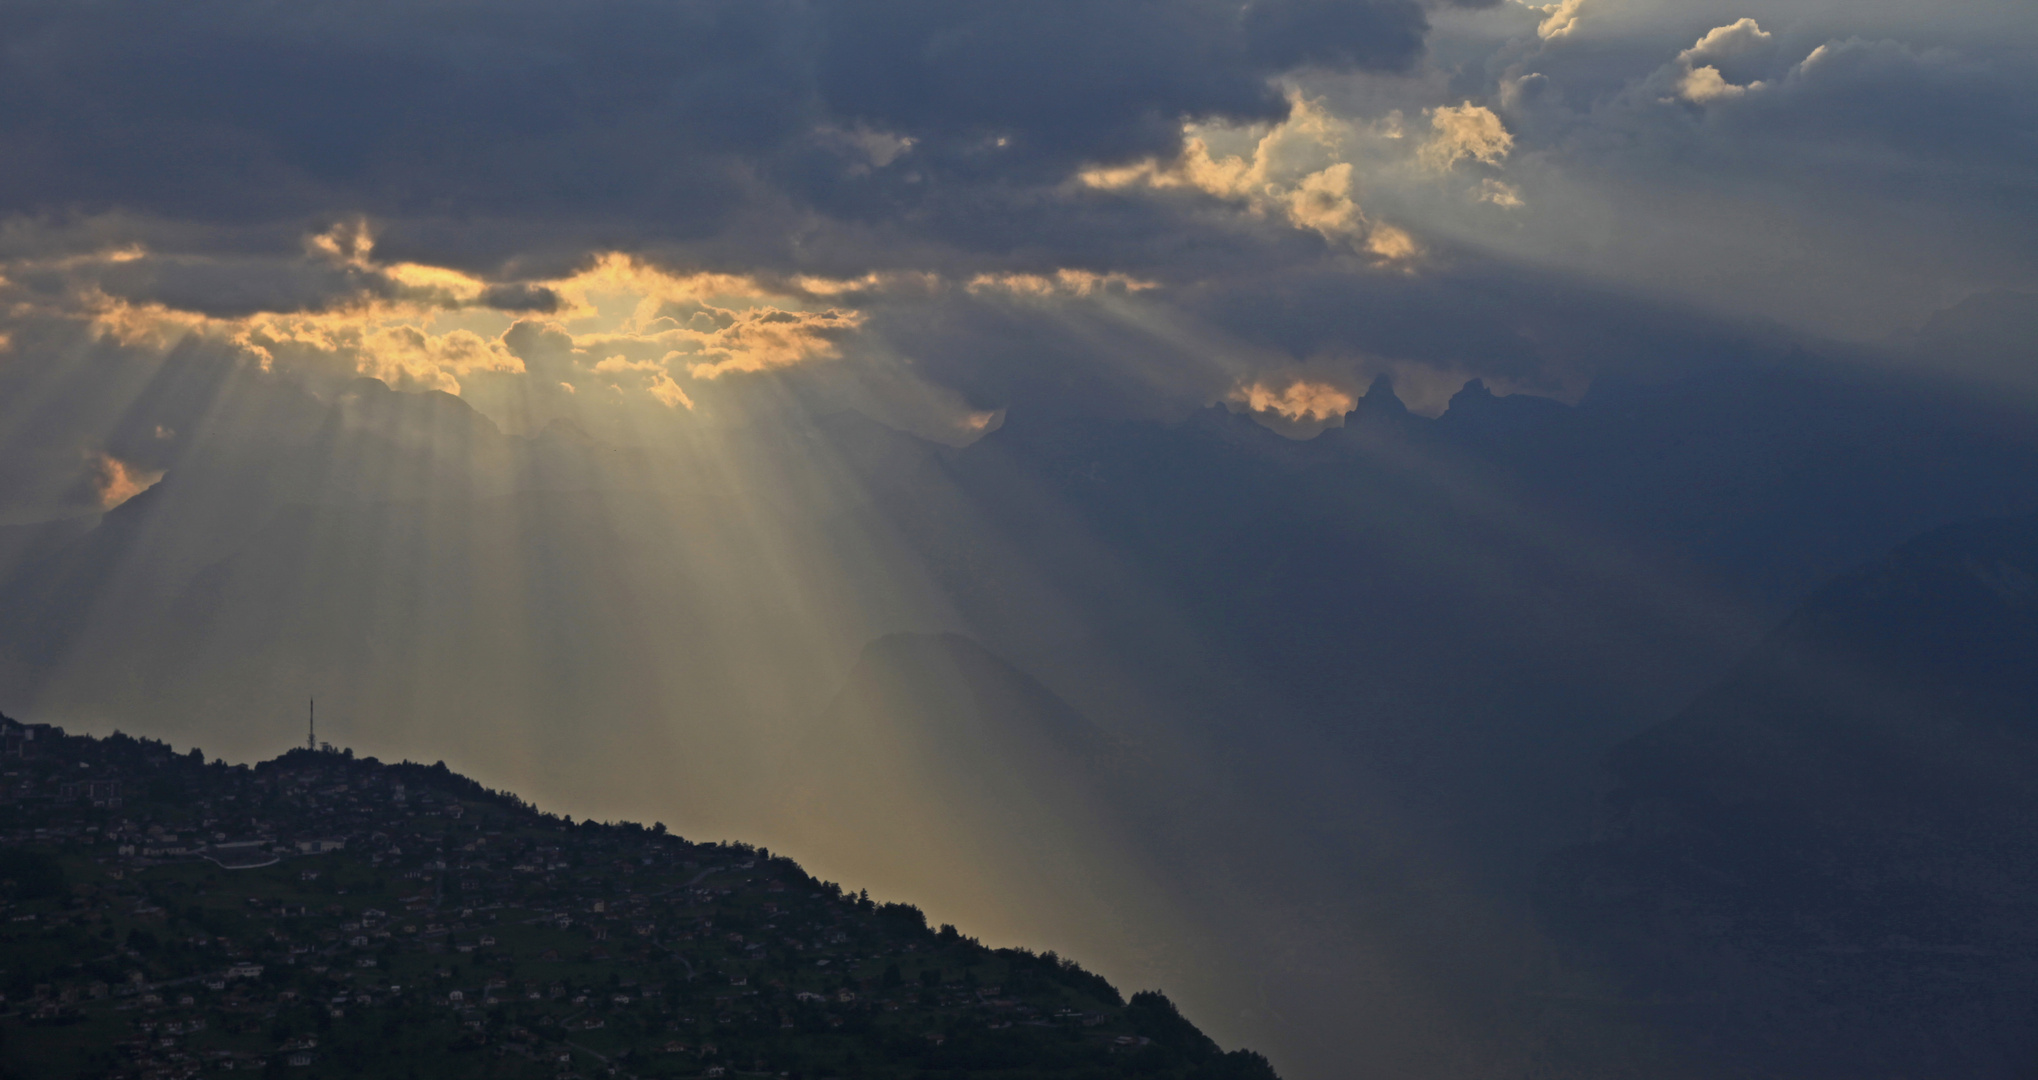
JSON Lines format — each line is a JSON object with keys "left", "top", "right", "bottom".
{"left": 0, "top": 713, "right": 1280, "bottom": 1080}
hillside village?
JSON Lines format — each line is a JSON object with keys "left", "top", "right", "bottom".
{"left": 0, "top": 714, "right": 1277, "bottom": 1080}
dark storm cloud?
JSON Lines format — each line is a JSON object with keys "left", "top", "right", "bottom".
{"left": 0, "top": 0, "right": 1432, "bottom": 259}
{"left": 4, "top": 0, "right": 2028, "bottom": 428}
{"left": 1506, "top": 26, "right": 2038, "bottom": 215}
{"left": 82, "top": 256, "right": 408, "bottom": 319}
{"left": 1364, "top": 13, "right": 2038, "bottom": 343}
{"left": 477, "top": 282, "right": 563, "bottom": 313}
{"left": 1712, "top": 38, "right": 2038, "bottom": 203}
{"left": 863, "top": 251, "right": 1785, "bottom": 426}
{"left": 0, "top": 245, "right": 558, "bottom": 320}
{"left": 1245, "top": 0, "right": 1429, "bottom": 71}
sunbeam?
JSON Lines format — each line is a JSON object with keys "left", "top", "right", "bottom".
{"left": 3, "top": 2, "right": 2036, "bottom": 1077}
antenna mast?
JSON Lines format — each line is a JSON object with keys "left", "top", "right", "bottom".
{"left": 308, "top": 698, "right": 316, "bottom": 751}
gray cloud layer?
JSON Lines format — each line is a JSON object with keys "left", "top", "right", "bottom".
{"left": 0, "top": 0, "right": 1426, "bottom": 246}
{"left": 0, "top": 0, "right": 2032, "bottom": 444}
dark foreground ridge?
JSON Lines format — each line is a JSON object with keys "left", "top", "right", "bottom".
{"left": 0, "top": 720, "right": 1278, "bottom": 1080}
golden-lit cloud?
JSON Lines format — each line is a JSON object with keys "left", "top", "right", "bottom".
{"left": 1230, "top": 377, "right": 1358, "bottom": 424}
{"left": 1520, "top": 0, "right": 1586, "bottom": 41}
{"left": 306, "top": 219, "right": 376, "bottom": 267}
{"left": 1419, "top": 104, "right": 1514, "bottom": 171}
{"left": 1079, "top": 93, "right": 1346, "bottom": 213}
{"left": 5, "top": 236, "right": 893, "bottom": 402}
{"left": 1363, "top": 224, "right": 1421, "bottom": 264}
{"left": 1677, "top": 66, "right": 1753, "bottom": 103}
{"left": 541, "top": 253, "right": 772, "bottom": 326}
{"left": 1283, "top": 163, "right": 1363, "bottom": 236}
{"left": 1672, "top": 19, "right": 1772, "bottom": 103}
{"left": 28, "top": 227, "right": 533, "bottom": 392}
{"left": 77, "top": 290, "right": 526, "bottom": 394}
{"left": 340, "top": 325, "right": 523, "bottom": 393}
{"left": 88, "top": 452, "right": 163, "bottom": 509}
{"left": 508, "top": 254, "right": 871, "bottom": 386}
{"left": 586, "top": 352, "right": 696, "bottom": 407}
{"left": 1079, "top": 94, "right": 1418, "bottom": 260}
{"left": 790, "top": 271, "right": 941, "bottom": 299}
{"left": 1479, "top": 179, "right": 1525, "bottom": 208}
{"left": 681, "top": 307, "right": 866, "bottom": 379}
{"left": 646, "top": 371, "right": 695, "bottom": 409}
{"left": 1681, "top": 18, "right": 1773, "bottom": 65}
{"left": 6, "top": 230, "right": 1225, "bottom": 436}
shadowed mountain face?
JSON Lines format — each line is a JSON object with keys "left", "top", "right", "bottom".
{"left": 1536, "top": 514, "right": 2038, "bottom": 1079}
{"left": 2, "top": 359, "right": 2038, "bottom": 1078}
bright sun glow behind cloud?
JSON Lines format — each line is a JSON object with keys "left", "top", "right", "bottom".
{"left": 30, "top": 225, "right": 874, "bottom": 407}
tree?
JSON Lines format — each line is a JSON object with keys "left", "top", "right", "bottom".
{"left": 1126, "top": 990, "right": 1218, "bottom": 1058}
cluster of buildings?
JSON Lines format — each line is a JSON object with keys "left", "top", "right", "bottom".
{"left": 0, "top": 717, "right": 1175, "bottom": 1079}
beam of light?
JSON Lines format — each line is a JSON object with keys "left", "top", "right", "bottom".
{"left": 0, "top": 216, "right": 1975, "bottom": 1080}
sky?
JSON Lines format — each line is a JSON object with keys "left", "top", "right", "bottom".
{"left": 3, "top": 0, "right": 2033, "bottom": 501}
{"left": 1, "top": 2, "right": 2036, "bottom": 1077}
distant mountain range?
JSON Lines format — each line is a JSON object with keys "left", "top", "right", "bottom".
{"left": 1536, "top": 512, "right": 2038, "bottom": 1078}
